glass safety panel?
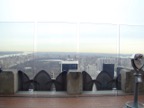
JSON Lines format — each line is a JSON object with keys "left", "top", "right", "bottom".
{"left": 79, "top": 23, "right": 118, "bottom": 95}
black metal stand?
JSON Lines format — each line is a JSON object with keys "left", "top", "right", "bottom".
{"left": 124, "top": 73, "right": 144, "bottom": 108}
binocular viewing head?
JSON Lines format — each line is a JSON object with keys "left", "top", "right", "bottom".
{"left": 131, "top": 54, "right": 144, "bottom": 71}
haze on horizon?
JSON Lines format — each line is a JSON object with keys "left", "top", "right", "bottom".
{"left": 0, "top": 0, "right": 144, "bottom": 54}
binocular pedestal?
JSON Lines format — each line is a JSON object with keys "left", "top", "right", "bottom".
{"left": 125, "top": 102, "right": 144, "bottom": 108}
{"left": 124, "top": 73, "right": 144, "bottom": 108}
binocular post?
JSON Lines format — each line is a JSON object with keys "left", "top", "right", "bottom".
{"left": 133, "top": 72, "right": 142, "bottom": 108}
{"left": 124, "top": 53, "right": 144, "bottom": 108}
{"left": 124, "top": 71, "right": 144, "bottom": 108}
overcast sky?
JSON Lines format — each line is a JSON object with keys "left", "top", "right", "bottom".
{"left": 0, "top": 0, "right": 144, "bottom": 24}
{"left": 0, "top": 0, "right": 144, "bottom": 54}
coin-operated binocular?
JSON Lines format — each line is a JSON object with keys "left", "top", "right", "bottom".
{"left": 124, "top": 54, "right": 144, "bottom": 108}
{"left": 131, "top": 54, "right": 144, "bottom": 72}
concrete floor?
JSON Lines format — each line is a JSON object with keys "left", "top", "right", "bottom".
{"left": 0, "top": 95, "right": 144, "bottom": 108}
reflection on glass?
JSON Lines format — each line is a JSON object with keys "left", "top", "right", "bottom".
{"left": 0, "top": 23, "right": 34, "bottom": 52}
{"left": 37, "top": 23, "right": 77, "bottom": 52}
{"left": 79, "top": 24, "right": 118, "bottom": 54}
{"left": 120, "top": 25, "right": 144, "bottom": 54}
